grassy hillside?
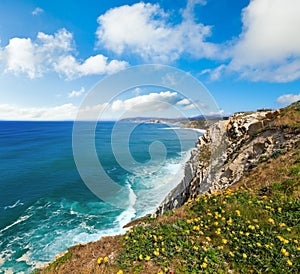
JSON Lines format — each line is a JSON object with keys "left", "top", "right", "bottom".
{"left": 36, "top": 102, "right": 300, "bottom": 274}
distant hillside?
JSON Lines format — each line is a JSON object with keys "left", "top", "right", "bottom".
{"left": 120, "top": 115, "right": 229, "bottom": 130}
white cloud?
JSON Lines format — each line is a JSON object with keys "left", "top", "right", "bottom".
{"left": 176, "top": 98, "right": 191, "bottom": 105}
{"left": 68, "top": 87, "right": 85, "bottom": 98}
{"left": 182, "top": 104, "right": 197, "bottom": 110}
{"left": 77, "top": 103, "right": 110, "bottom": 120}
{"left": 276, "top": 93, "right": 300, "bottom": 105}
{"left": 32, "top": 7, "right": 44, "bottom": 16}
{"left": 0, "top": 103, "right": 77, "bottom": 120}
{"left": 3, "top": 37, "right": 37, "bottom": 78}
{"left": 111, "top": 91, "right": 180, "bottom": 113}
{"left": 228, "top": 0, "right": 300, "bottom": 82}
{"left": 54, "top": 54, "right": 128, "bottom": 79}
{"left": 0, "top": 29, "right": 128, "bottom": 79}
{"left": 96, "top": 1, "right": 219, "bottom": 62}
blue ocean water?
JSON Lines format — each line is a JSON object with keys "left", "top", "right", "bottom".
{"left": 0, "top": 121, "right": 199, "bottom": 273}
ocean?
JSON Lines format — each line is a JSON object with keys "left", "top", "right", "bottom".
{"left": 0, "top": 121, "right": 200, "bottom": 273}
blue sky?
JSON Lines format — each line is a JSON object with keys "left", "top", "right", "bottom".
{"left": 0, "top": 0, "right": 299, "bottom": 120}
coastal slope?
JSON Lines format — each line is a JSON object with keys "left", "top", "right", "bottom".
{"left": 37, "top": 101, "right": 300, "bottom": 274}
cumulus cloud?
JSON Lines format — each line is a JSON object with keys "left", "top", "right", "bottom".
{"left": 176, "top": 98, "right": 191, "bottom": 105}
{"left": 96, "top": 1, "right": 220, "bottom": 62}
{"left": 3, "top": 37, "right": 37, "bottom": 78}
{"left": 0, "top": 29, "right": 128, "bottom": 79}
{"left": 111, "top": 91, "right": 180, "bottom": 113}
{"left": 54, "top": 54, "right": 128, "bottom": 79}
{"left": 68, "top": 87, "right": 85, "bottom": 98}
{"left": 228, "top": 0, "right": 300, "bottom": 82}
{"left": 32, "top": 7, "right": 44, "bottom": 16}
{"left": 0, "top": 103, "right": 77, "bottom": 120}
{"left": 276, "top": 93, "right": 300, "bottom": 105}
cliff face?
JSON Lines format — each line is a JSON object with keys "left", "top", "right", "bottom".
{"left": 154, "top": 102, "right": 300, "bottom": 216}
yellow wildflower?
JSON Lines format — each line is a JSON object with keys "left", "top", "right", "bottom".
{"left": 229, "top": 251, "right": 235, "bottom": 257}
{"left": 235, "top": 210, "right": 241, "bottom": 216}
{"left": 227, "top": 218, "right": 233, "bottom": 226}
{"left": 279, "top": 222, "right": 286, "bottom": 227}
{"left": 201, "top": 262, "right": 207, "bottom": 268}
{"left": 248, "top": 225, "right": 255, "bottom": 230}
{"left": 268, "top": 218, "right": 275, "bottom": 225}
{"left": 215, "top": 228, "right": 221, "bottom": 235}
{"left": 287, "top": 260, "right": 293, "bottom": 266}
{"left": 116, "top": 270, "right": 124, "bottom": 274}
{"left": 153, "top": 250, "right": 160, "bottom": 256}
{"left": 97, "top": 257, "right": 103, "bottom": 265}
{"left": 145, "top": 255, "right": 151, "bottom": 261}
{"left": 242, "top": 253, "right": 247, "bottom": 259}
{"left": 103, "top": 256, "right": 109, "bottom": 263}
{"left": 218, "top": 245, "right": 224, "bottom": 250}
{"left": 256, "top": 242, "right": 262, "bottom": 247}
{"left": 222, "top": 238, "right": 228, "bottom": 244}
{"left": 139, "top": 254, "right": 143, "bottom": 260}
{"left": 281, "top": 248, "right": 289, "bottom": 257}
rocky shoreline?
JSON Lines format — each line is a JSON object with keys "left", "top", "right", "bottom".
{"left": 153, "top": 104, "right": 300, "bottom": 216}
{"left": 37, "top": 101, "right": 300, "bottom": 273}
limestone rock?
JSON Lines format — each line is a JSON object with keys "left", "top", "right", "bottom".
{"left": 153, "top": 107, "right": 300, "bottom": 217}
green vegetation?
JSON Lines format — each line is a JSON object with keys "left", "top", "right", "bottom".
{"left": 115, "top": 171, "right": 299, "bottom": 273}
{"left": 43, "top": 252, "right": 73, "bottom": 272}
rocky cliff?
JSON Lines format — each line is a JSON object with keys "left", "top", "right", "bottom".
{"left": 153, "top": 101, "right": 300, "bottom": 216}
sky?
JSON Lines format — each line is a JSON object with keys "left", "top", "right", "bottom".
{"left": 0, "top": 0, "right": 300, "bottom": 120}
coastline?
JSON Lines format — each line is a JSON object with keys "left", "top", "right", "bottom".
{"left": 35, "top": 128, "right": 205, "bottom": 270}
{"left": 34, "top": 102, "right": 300, "bottom": 273}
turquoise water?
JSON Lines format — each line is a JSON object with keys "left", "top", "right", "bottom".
{"left": 0, "top": 121, "right": 199, "bottom": 273}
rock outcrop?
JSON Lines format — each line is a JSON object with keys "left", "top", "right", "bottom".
{"left": 153, "top": 102, "right": 300, "bottom": 216}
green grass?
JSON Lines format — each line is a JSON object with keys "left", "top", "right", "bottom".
{"left": 115, "top": 178, "right": 299, "bottom": 273}
{"left": 41, "top": 252, "right": 73, "bottom": 273}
